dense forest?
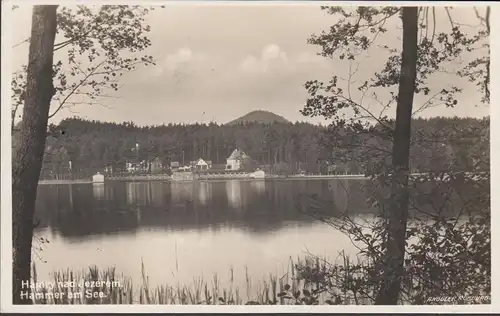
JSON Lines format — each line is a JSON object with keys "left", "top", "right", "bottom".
{"left": 12, "top": 114, "right": 489, "bottom": 179}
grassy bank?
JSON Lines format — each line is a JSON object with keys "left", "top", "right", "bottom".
{"left": 27, "top": 239, "right": 490, "bottom": 306}
{"left": 29, "top": 255, "right": 373, "bottom": 305}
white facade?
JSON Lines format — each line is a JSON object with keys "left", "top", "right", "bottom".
{"left": 226, "top": 149, "right": 248, "bottom": 171}
{"left": 178, "top": 165, "right": 192, "bottom": 172}
{"left": 126, "top": 160, "right": 147, "bottom": 173}
{"left": 195, "top": 158, "right": 211, "bottom": 170}
{"left": 226, "top": 158, "right": 241, "bottom": 171}
{"left": 250, "top": 170, "right": 265, "bottom": 179}
{"left": 92, "top": 172, "right": 105, "bottom": 183}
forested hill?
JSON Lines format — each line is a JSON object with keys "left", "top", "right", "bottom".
{"left": 39, "top": 117, "right": 326, "bottom": 177}
{"left": 226, "top": 110, "right": 290, "bottom": 125}
{"left": 21, "top": 115, "right": 489, "bottom": 178}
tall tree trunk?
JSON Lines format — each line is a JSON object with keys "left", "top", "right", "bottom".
{"left": 12, "top": 5, "right": 58, "bottom": 304}
{"left": 375, "top": 6, "right": 418, "bottom": 305}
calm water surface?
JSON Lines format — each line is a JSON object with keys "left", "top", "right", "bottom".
{"left": 33, "top": 179, "right": 375, "bottom": 288}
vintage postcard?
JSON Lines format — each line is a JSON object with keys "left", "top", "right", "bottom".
{"left": 1, "top": 1, "right": 496, "bottom": 313}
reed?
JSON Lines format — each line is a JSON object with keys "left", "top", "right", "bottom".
{"left": 29, "top": 255, "right": 357, "bottom": 305}
{"left": 28, "top": 251, "right": 457, "bottom": 305}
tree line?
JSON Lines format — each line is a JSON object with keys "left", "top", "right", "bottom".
{"left": 15, "top": 115, "right": 489, "bottom": 179}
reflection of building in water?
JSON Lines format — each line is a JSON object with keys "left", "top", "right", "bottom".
{"left": 126, "top": 182, "right": 135, "bottom": 205}
{"left": 68, "top": 184, "right": 74, "bottom": 210}
{"left": 150, "top": 182, "right": 164, "bottom": 207}
{"left": 92, "top": 183, "right": 105, "bottom": 200}
{"left": 250, "top": 180, "right": 266, "bottom": 195}
{"left": 170, "top": 182, "right": 195, "bottom": 204}
{"left": 126, "top": 182, "right": 157, "bottom": 206}
{"left": 226, "top": 180, "right": 243, "bottom": 209}
{"left": 197, "top": 181, "right": 212, "bottom": 206}
{"left": 105, "top": 185, "right": 114, "bottom": 200}
{"left": 126, "top": 182, "right": 139, "bottom": 205}
{"left": 328, "top": 180, "right": 349, "bottom": 212}
{"left": 136, "top": 206, "right": 142, "bottom": 224}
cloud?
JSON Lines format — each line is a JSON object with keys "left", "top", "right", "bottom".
{"left": 152, "top": 48, "right": 207, "bottom": 77}
{"left": 240, "top": 44, "right": 333, "bottom": 75}
{"left": 165, "top": 48, "right": 194, "bottom": 69}
{"left": 240, "top": 44, "right": 288, "bottom": 74}
{"left": 261, "top": 44, "right": 288, "bottom": 63}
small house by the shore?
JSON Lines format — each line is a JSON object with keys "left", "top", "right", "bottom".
{"left": 150, "top": 157, "right": 164, "bottom": 173}
{"left": 226, "top": 149, "right": 249, "bottom": 171}
{"left": 250, "top": 170, "right": 265, "bottom": 179}
{"left": 92, "top": 172, "right": 105, "bottom": 183}
{"left": 126, "top": 160, "right": 147, "bottom": 173}
{"left": 178, "top": 165, "right": 192, "bottom": 172}
{"left": 190, "top": 158, "right": 212, "bottom": 170}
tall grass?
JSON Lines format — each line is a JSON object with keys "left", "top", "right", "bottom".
{"left": 29, "top": 255, "right": 360, "bottom": 305}
{"left": 29, "top": 248, "right": 483, "bottom": 305}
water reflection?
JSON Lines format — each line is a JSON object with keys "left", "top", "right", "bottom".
{"left": 92, "top": 183, "right": 105, "bottom": 200}
{"left": 170, "top": 182, "right": 195, "bottom": 205}
{"left": 197, "top": 181, "right": 212, "bottom": 206}
{"left": 69, "top": 185, "right": 74, "bottom": 210}
{"left": 328, "top": 180, "right": 349, "bottom": 212}
{"left": 250, "top": 180, "right": 266, "bottom": 195}
{"left": 151, "top": 183, "right": 165, "bottom": 207}
{"left": 226, "top": 180, "right": 243, "bottom": 209}
{"left": 34, "top": 179, "right": 374, "bottom": 241}
{"left": 31, "top": 178, "right": 484, "bottom": 293}
{"left": 126, "top": 182, "right": 136, "bottom": 205}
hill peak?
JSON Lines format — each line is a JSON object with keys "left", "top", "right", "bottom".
{"left": 227, "top": 110, "right": 290, "bottom": 125}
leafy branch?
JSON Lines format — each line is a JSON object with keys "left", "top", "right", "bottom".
{"left": 11, "top": 5, "right": 158, "bottom": 125}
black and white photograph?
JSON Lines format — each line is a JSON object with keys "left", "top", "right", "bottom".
{"left": 1, "top": 1, "right": 494, "bottom": 312}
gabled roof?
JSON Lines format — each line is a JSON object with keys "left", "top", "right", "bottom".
{"left": 228, "top": 149, "right": 248, "bottom": 160}
{"left": 228, "top": 149, "right": 240, "bottom": 159}
{"left": 195, "top": 158, "right": 208, "bottom": 165}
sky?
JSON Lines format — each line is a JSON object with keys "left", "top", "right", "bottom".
{"left": 9, "top": 4, "right": 490, "bottom": 126}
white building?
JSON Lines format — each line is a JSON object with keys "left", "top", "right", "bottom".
{"left": 177, "top": 165, "right": 192, "bottom": 172}
{"left": 226, "top": 149, "right": 249, "bottom": 171}
{"left": 193, "top": 158, "right": 212, "bottom": 170}
{"left": 92, "top": 172, "right": 105, "bottom": 183}
{"left": 250, "top": 169, "right": 265, "bottom": 179}
{"left": 126, "top": 160, "right": 147, "bottom": 173}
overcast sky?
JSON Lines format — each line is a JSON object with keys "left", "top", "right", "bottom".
{"left": 10, "top": 4, "right": 490, "bottom": 126}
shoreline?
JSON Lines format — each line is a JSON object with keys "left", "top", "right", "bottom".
{"left": 38, "top": 179, "right": 94, "bottom": 185}
{"left": 37, "top": 171, "right": 487, "bottom": 185}
{"left": 38, "top": 174, "right": 369, "bottom": 185}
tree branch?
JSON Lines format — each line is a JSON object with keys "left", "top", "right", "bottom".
{"left": 13, "top": 38, "right": 30, "bottom": 49}
{"left": 48, "top": 59, "right": 108, "bottom": 119}
{"left": 53, "top": 17, "right": 108, "bottom": 52}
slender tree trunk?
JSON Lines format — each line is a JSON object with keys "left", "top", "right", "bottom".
{"left": 375, "top": 6, "right": 418, "bottom": 305}
{"left": 12, "top": 5, "right": 58, "bottom": 304}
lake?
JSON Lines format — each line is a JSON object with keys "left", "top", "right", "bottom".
{"left": 32, "top": 179, "right": 378, "bottom": 290}
{"left": 32, "top": 177, "right": 475, "bottom": 292}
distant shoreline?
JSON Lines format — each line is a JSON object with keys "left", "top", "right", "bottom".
{"left": 38, "top": 179, "right": 94, "bottom": 185}
{"left": 37, "top": 172, "right": 485, "bottom": 185}
{"left": 38, "top": 174, "right": 370, "bottom": 185}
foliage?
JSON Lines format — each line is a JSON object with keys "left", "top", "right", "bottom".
{"left": 11, "top": 5, "right": 158, "bottom": 127}
{"left": 302, "top": 7, "right": 489, "bottom": 129}
{"left": 28, "top": 115, "right": 488, "bottom": 180}
{"left": 295, "top": 168, "right": 490, "bottom": 304}
{"left": 35, "top": 118, "right": 326, "bottom": 179}
{"left": 298, "top": 5, "right": 490, "bottom": 304}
